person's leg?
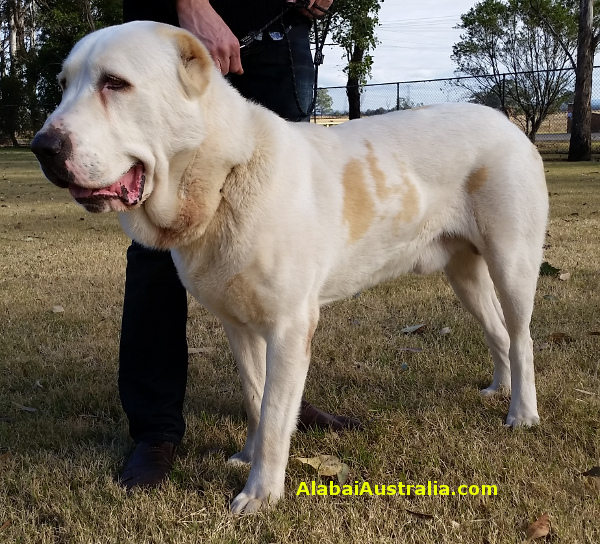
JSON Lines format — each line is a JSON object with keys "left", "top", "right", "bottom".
{"left": 119, "top": 1, "right": 188, "bottom": 489}
{"left": 118, "top": 242, "right": 189, "bottom": 489}
{"left": 119, "top": 242, "right": 189, "bottom": 445}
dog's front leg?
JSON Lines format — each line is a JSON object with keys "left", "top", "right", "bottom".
{"left": 230, "top": 315, "right": 314, "bottom": 514}
{"left": 223, "top": 323, "right": 267, "bottom": 466}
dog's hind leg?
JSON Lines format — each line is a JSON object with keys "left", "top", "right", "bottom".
{"left": 482, "top": 237, "right": 541, "bottom": 427}
{"left": 472, "top": 159, "right": 546, "bottom": 427}
{"left": 223, "top": 324, "right": 267, "bottom": 466}
{"left": 443, "top": 243, "right": 511, "bottom": 396}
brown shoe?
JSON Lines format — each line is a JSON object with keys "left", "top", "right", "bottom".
{"left": 119, "top": 441, "right": 176, "bottom": 491}
{"left": 298, "top": 399, "right": 363, "bottom": 432}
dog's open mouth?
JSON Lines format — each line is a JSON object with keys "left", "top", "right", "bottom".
{"left": 68, "top": 163, "right": 145, "bottom": 210}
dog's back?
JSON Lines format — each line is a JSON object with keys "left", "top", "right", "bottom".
{"left": 307, "top": 103, "right": 547, "bottom": 305}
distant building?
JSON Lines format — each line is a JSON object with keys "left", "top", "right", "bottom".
{"left": 567, "top": 103, "right": 600, "bottom": 133}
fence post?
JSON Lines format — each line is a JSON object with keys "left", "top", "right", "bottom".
{"left": 396, "top": 82, "right": 400, "bottom": 110}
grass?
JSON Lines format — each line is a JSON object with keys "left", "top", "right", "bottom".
{"left": 1, "top": 147, "right": 599, "bottom": 543}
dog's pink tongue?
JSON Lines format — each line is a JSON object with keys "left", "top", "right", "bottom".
{"left": 68, "top": 164, "right": 144, "bottom": 205}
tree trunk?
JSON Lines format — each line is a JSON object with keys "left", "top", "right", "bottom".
{"left": 346, "top": 77, "right": 360, "bottom": 120}
{"left": 81, "top": 0, "right": 96, "bottom": 31}
{"left": 8, "top": 0, "right": 26, "bottom": 63}
{"left": 28, "top": 0, "right": 36, "bottom": 49}
{"left": 569, "top": 0, "right": 594, "bottom": 161}
{"left": 346, "top": 44, "right": 364, "bottom": 120}
{"left": 9, "top": 1, "right": 19, "bottom": 63}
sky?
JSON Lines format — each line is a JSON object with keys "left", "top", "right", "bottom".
{"left": 318, "top": 0, "right": 478, "bottom": 88}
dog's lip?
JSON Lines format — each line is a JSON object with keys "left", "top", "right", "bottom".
{"left": 68, "top": 163, "right": 145, "bottom": 206}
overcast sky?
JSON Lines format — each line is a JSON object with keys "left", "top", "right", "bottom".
{"left": 318, "top": 0, "right": 478, "bottom": 87}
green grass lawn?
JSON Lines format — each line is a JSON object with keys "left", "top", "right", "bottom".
{"left": 0, "top": 148, "right": 599, "bottom": 543}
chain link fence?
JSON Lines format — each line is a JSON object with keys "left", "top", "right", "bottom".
{"left": 315, "top": 67, "right": 600, "bottom": 154}
{"left": 4, "top": 67, "right": 600, "bottom": 153}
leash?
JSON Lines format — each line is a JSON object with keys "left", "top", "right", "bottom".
{"left": 238, "top": 1, "right": 332, "bottom": 119}
{"left": 238, "top": 6, "right": 296, "bottom": 49}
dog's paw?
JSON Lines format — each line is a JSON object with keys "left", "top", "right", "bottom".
{"left": 230, "top": 492, "right": 275, "bottom": 514}
{"left": 505, "top": 412, "right": 540, "bottom": 427}
{"left": 480, "top": 385, "right": 499, "bottom": 397}
{"left": 227, "top": 451, "right": 252, "bottom": 467}
{"left": 480, "top": 384, "right": 510, "bottom": 397}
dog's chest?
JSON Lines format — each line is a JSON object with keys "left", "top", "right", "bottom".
{"left": 171, "top": 248, "right": 273, "bottom": 326}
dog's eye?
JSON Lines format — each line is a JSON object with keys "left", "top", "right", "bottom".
{"left": 102, "top": 75, "right": 130, "bottom": 91}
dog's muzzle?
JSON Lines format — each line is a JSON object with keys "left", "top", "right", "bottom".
{"left": 32, "top": 127, "right": 146, "bottom": 213}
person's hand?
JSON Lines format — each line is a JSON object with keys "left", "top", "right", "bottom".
{"left": 176, "top": 0, "right": 243, "bottom": 75}
{"left": 287, "top": 0, "right": 333, "bottom": 19}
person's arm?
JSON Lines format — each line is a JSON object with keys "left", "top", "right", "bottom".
{"left": 287, "top": 0, "right": 333, "bottom": 19}
{"left": 176, "top": 0, "right": 243, "bottom": 75}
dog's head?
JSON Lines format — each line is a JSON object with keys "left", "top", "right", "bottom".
{"left": 31, "top": 21, "right": 214, "bottom": 214}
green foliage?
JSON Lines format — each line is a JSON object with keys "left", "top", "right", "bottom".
{"left": 0, "top": 0, "right": 122, "bottom": 143}
{"left": 453, "top": 0, "right": 578, "bottom": 77}
{"left": 32, "top": 0, "right": 122, "bottom": 110}
{"left": 452, "top": 0, "right": 583, "bottom": 140}
{"left": 315, "top": 88, "right": 333, "bottom": 115}
{"left": 0, "top": 71, "right": 27, "bottom": 145}
{"left": 330, "top": 0, "right": 381, "bottom": 85}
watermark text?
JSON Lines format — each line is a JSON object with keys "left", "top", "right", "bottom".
{"left": 296, "top": 480, "right": 497, "bottom": 497}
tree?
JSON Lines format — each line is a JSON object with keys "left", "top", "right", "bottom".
{"left": 0, "top": 0, "right": 121, "bottom": 144}
{"left": 468, "top": 79, "right": 521, "bottom": 109}
{"left": 452, "top": 0, "right": 578, "bottom": 142}
{"left": 31, "top": 0, "right": 121, "bottom": 112}
{"left": 330, "top": 0, "right": 381, "bottom": 120}
{"left": 0, "top": 0, "right": 37, "bottom": 145}
{"left": 525, "top": 0, "right": 600, "bottom": 159}
{"left": 568, "top": 0, "right": 600, "bottom": 160}
{"left": 0, "top": 71, "right": 26, "bottom": 145}
{"left": 315, "top": 87, "right": 333, "bottom": 115}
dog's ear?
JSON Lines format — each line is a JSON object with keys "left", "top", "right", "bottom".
{"left": 176, "top": 31, "right": 213, "bottom": 97}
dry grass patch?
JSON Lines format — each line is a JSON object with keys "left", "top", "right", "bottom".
{"left": 1, "top": 148, "right": 599, "bottom": 543}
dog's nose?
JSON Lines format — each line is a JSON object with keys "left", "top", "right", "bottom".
{"left": 31, "top": 128, "right": 65, "bottom": 159}
{"left": 31, "top": 126, "right": 73, "bottom": 188}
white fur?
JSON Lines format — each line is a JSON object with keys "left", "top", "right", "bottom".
{"left": 37, "top": 22, "right": 549, "bottom": 513}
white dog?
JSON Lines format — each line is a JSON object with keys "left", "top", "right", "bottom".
{"left": 32, "top": 21, "right": 548, "bottom": 513}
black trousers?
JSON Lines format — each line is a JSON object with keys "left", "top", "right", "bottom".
{"left": 119, "top": 3, "right": 314, "bottom": 444}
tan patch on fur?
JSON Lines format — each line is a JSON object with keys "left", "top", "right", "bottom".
{"left": 342, "top": 159, "right": 375, "bottom": 243}
{"left": 393, "top": 179, "right": 419, "bottom": 226}
{"left": 466, "top": 167, "right": 488, "bottom": 194}
{"left": 225, "top": 273, "right": 267, "bottom": 324}
{"left": 153, "top": 176, "right": 226, "bottom": 250}
{"left": 365, "top": 142, "right": 390, "bottom": 200}
{"left": 154, "top": 199, "right": 208, "bottom": 249}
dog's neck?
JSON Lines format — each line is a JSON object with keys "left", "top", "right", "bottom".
{"left": 120, "top": 75, "right": 280, "bottom": 252}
